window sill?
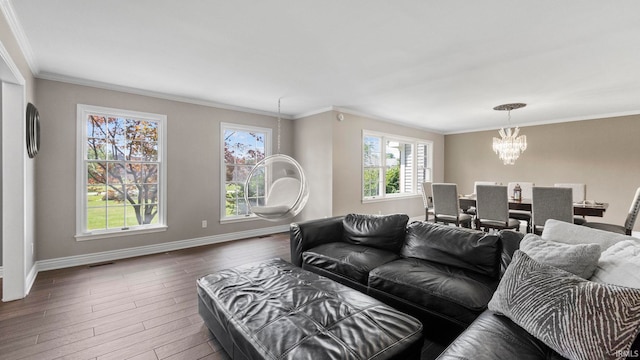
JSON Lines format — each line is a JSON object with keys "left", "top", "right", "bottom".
{"left": 75, "top": 225, "right": 168, "bottom": 241}
{"left": 219, "top": 215, "right": 260, "bottom": 225}
{"left": 362, "top": 194, "right": 421, "bottom": 204}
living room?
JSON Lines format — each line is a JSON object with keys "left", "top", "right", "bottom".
{"left": 1, "top": 1, "right": 640, "bottom": 359}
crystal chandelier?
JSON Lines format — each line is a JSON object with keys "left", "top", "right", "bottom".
{"left": 492, "top": 103, "right": 527, "bottom": 165}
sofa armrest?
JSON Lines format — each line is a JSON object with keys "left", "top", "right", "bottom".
{"left": 498, "top": 230, "right": 525, "bottom": 276}
{"left": 289, "top": 216, "right": 345, "bottom": 267}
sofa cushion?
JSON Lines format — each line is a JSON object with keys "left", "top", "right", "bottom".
{"left": 342, "top": 213, "right": 409, "bottom": 252}
{"left": 436, "top": 311, "right": 567, "bottom": 360}
{"left": 369, "top": 258, "right": 499, "bottom": 325}
{"left": 400, "top": 222, "right": 502, "bottom": 278}
{"left": 591, "top": 239, "right": 640, "bottom": 288}
{"left": 302, "top": 242, "right": 400, "bottom": 285}
{"left": 519, "top": 233, "right": 601, "bottom": 279}
{"left": 488, "top": 251, "right": 640, "bottom": 360}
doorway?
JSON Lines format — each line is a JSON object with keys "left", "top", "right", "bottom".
{"left": 1, "top": 39, "right": 29, "bottom": 301}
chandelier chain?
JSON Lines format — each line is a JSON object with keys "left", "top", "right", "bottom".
{"left": 277, "top": 98, "right": 281, "bottom": 154}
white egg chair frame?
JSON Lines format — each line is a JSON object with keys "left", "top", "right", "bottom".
{"left": 243, "top": 100, "right": 309, "bottom": 221}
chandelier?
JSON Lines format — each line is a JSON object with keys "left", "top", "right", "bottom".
{"left": 492, "top": 103, "right": 527, "bottom": 165}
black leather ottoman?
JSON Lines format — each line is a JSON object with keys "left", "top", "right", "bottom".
{"left": 197, "top": 258, "right": 423, "bottom": 360}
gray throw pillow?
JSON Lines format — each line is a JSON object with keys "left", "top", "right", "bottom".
{"left": 541, "top": 219, "right": 634, "bottom": 251}
{"left": 489, "top": 251, "right": 640, "bottom": 360}
{"left": 519, "top": 233, "right": 601, "bottom": 278}
{"left": 591, "top": 240, "right": 640, "bottom": 288}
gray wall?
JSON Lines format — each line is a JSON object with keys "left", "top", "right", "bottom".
{"left": 28, "top": 80, "right": 640, "bottom": 263}
{"left": 293, "top": 110, "right": 444, "bottom": 219}
{"left": 444, "top": 115, "right": 640, "bottom": 231}
{"left": 28, "top": 78, "right": 640, "bottom": 263}
{"left": 34, "top": 78, "right": 445, "bottom": 262}
{"left": 35, "top": 79, "right": 294, "bottom": 261}
{"left": 293, "top": 111, "right": 334, "bottom": 220}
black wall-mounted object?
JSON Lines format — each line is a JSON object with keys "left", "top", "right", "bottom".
{"left": 26, "top": 102, "right": 40, "bottom": 158}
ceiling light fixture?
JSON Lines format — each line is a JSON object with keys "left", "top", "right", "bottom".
{"left": 492, "top": 103, "right": 527, "bottom": 165}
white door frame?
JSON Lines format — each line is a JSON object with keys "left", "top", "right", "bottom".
{"left": 1, "top": 38, "right": 28, "bottom": 301}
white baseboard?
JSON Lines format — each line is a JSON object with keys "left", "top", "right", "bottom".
{"left": 26, "top": 263, "right": 37, "bottom": 295}
{"left": 8, "top": 226, "right": 634, "bottom": 284}
{"left": 1, "top": 225, "right": 288, "bottom": 292}
{"left": 0, "top": 264, "right": 37, "bottom": 299}
{"left": 36, "top": 225, "right": 289, "bottom": 273}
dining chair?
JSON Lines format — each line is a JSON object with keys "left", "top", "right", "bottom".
{"left": 475, "top": 185, "right": 520, "bottom": 232}
{"left": 584, "top": 187, "right": 640, "bottom": 236}
{"left": 464, "top": 181, "right": 499, "bottom": 220}
{"left": 554, "top": 183, "right": 587, "bottom": 225}
{"left": 421, "top": 182, "right": 435, "bottom": 221}
{"left": 431, "top": 183, "right": 472, "bottom": 228}
{"left": 507, "top": 182, "right": 534, "bottom": 232}
{"left": 532, "top": 187, "right": 574, "bottom": 235}
{"left": 474, "top": 181, "right": 499, "bottom": 194}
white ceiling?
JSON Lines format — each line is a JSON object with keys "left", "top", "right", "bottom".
{"left": 5, "top": 0, "right": 640, "bottom": 134}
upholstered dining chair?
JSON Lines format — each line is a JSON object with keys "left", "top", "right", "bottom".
{"left": 431, "top": 183, "right": 472, "bottom": 228}
{"left": 532, "top": 187, "right": 574, "bottom": 235}
{"left": 584, "top": 187, "right": 640, "bottom": 236}
{"left": 464, "top": 181, "right": 499, "bottom": 220}
{"left": 554, "top": 183, "right": 587, "bottom": 225}
{"left": 421, "top": 182, "right": 435, "bottom": 221}
{"left": 473, "top": 181, "right": 499, "bottom": 194}
{"left": 507, "top": 182, "right": 534, "bottom": 233}
{"left": 475, "top": 185, "right": 520, "bottom": 232}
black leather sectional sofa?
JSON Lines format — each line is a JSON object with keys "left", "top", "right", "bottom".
{"left": 290, "top": 213, "right": 522, "bottom": 342}
{"left": 290, "top": 214, "right": 640, "bottom": 359}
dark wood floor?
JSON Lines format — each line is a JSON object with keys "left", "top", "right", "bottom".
{"left": 0, "top": 233, "right": 445, "bottom": 360}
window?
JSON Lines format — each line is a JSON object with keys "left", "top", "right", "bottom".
{"left": 221, "top": 123, "right": 271, "bottom": 221}
{"left": 363, "top": 131, "right": 432, "bottom": 200}
{"left": 76, "top": 105, "right": 167, "bottom": 239}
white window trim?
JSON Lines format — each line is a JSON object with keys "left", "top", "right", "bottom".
{"left": 75, "top": 104, "right": 168, "bottom": 241}
{"left": 220, "top": 122, "right": 272, "bottom": 223}
{"left": 362, "top": 130, "right": 433, "bottom": 202}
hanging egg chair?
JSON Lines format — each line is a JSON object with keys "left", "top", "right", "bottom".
{"left": 243, "top": 100, "right": 309, "bottom": 221}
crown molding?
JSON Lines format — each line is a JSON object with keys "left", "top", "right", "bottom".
{"left": 292, "top": 106, "right": 334, "bottom": 119}
{"left": 35, "top": 73, "right": 640, "bottom": 136}
{"left": 37, "top": 72, "right": 296, "bottom": 120}
{"left": 0, "top": 0, "right": 39, "bottom": 74}
{"left": 0, "top": 30, "right": 25, "bottom": 85}
{"left": 443, "top": 109, "right": 640, "bottom": 135}
{"left": 293, "top": 105, "right": 445, "bottom": 134}
{"left": 330, "top": 106, "right": 444, "bottom": 134}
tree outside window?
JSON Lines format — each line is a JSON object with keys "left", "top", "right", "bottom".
{"left": 363, "top": 136, "right": 382, "bottom": 197}
{"left": 77, "top": 105, "right": 166, "bottom": 239}
{"left": 222, "top": 123, "right": 271, "bottom": 220}
{"left": 363, "top": 132, "right": 432, "bottom": 200}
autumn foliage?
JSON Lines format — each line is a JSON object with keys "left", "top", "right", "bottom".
{"left": 86, "top": 115, "right": 159, "bottom": 227}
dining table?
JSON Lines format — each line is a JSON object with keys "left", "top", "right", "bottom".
{"left": 458, "top": 195, "right": 608, "bottom": 217}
